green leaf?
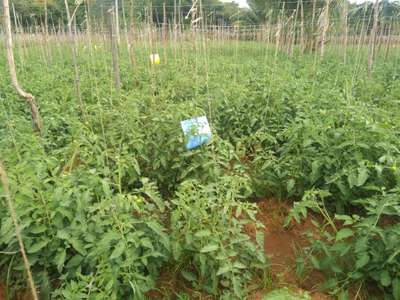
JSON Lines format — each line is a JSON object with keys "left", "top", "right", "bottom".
{"left": 172, "top": 241, "right": 182, "bottom": 260}
{"left": 338, "top": 290, "right": 349, "bottom": 300}
{"left": 233, "top": 261, "right": 246, "bottom": 269}
{"left": 356, "top": 167, "right": 369, "bottom": 187}
{"left": 393, "top": 277, "right": 400, "bottom": 300}
{"left": 355, "top": 253, "right": 369, "bottom": 269}
{"left": 194, "top": 229, "right": 211, "bottom": 238}
{"left": 56, "top": 230, "right": 70, "bottom": 240}
{"left": 28, "top": 240, "right": 48, "bottom": 253}
{"left": 310, "top": 255, "right": 320, "bottom": 269}
{"left": 54, "top": 249, "right": 66, "bottom": 273}
{"left": 102, "top": 180, "right": 112, "bottom": 197}
{"left": 217, "top": 264, "right": 231, "bottom": 276}
{"left": 335, "top": 228, "right": 354, "bottom": 242}
{"left": 69, "top": 238, "right": 86, "bottom": 255}
{"left": 200, "top": 244, "right": 219, "bottom": 253}
{"left": 66, "top": 255, "right": 82, "bottom": 268}
{"left": 181, "top": 270, "right": 196, "bottom": 282}
{"left": 335, "top": 214, "right": 354, "bottom": 226}
{"left": 380, "top": 270, "right": 391, "bottom": 287}
{"left": 147, "top": 221, "right": 169, "bottom": 249}
{"left": 110, "top": 241, "right": 125, "bottom": 260}
{"left": 31, "top": 225, "right": 47, "bottom": 234}
{"left": 354, "top": 236, "right": 368, "bottom": 253}
{"left": 262, "top": 288, "right": 311, "bottom": 300}
{"left": 287, "top": 179, "right": 295, "bottom": 193}
{"left": 347, "top": 173, "right": 357, "bottom": 188}
{"left": 311, "top": 161, "right": 321, "bottom": 184}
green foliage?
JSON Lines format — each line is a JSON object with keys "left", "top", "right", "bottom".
{"left": 1, "top": 41, "right": 400, "bottom": 298}
{"left": 0, "top": 163, "right": 169, "bottom": 298}
{"left": 287, "top": 190, "right": 400, "bottom": 299}
{"left": 9, "top": 0, "right": 254, "bottom": 28}
{"left": 170, "top": 176, "right": 266, "bottom": 298}
{"left": 262, "top": 288, "right": 311, "bottom": 300}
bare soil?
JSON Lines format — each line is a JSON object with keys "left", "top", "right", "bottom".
{"left": 247, "top": 199, "right": 332, "bottom": 300}
{"left": 0, "top": 284, "right": 5, "bottom": 300}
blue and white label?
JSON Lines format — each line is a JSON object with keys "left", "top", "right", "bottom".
{"left": 180, "top": 116, "right": 212, "bottom": 150}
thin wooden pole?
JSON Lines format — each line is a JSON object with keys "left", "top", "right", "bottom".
{"left": 0, "top": 162, "right": 39, "bottom": 300}
{"left": 163, "top": 1, "right": 168, "bottom": 64}
{"left": 109, "top": 8, "right": 121, "bottom": 92}
{"left": 300, "top": 0, "right": 305, "bottom": 55}
{"left": 343, "top": 0, "right": 348, "bottom": 64}
{"left": 121, "top": 0, "right": 133, "bottom": 66}
{"left": 368, "top": 0, "right": 379, "bottom": 76}
{"left": 320, "top": 0, "right": 330, "bottom": 58}
{"left": 385, "top": 17, "right": 393, "bottom": 60}
{"left": 3, "top": 0, "right": 42, "bottom": 132}
{"left": 64, "top": 0, "right": 85, "bottom": 118}
{"left": 115, "top": 0, "right": 121, "bottom": 43}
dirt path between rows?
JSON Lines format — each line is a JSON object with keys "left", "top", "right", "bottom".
{"left": 0, "top": 284, "right": 5, "bottom": 300}
{"left": 247, "top": 199, "right": 332, "bottom": 300}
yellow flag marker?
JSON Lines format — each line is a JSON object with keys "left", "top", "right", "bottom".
{"left": 150, "top": 54, "right": 160, "bottom": 65}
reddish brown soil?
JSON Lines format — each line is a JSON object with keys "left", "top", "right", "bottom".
{"left": 247, "top": 199, "right": 333, "bottom": 300}
{"left": 0, "top": 284, "right": 5, "bottom": 300}
{"left": 0, "top": 284, "right": 35, "bottom": 300}
{"left": 146, "top": 268, "right": 213, "bottom": 299}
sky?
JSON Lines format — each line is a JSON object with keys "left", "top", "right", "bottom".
{"left": 221, "top": 0, "right": 372, "bottom": 8}
{"left": 221, "top": 0, "right": 249, "bottom": 8}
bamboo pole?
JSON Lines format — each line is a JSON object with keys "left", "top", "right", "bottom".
{"left": 64, "top": 0, "right": 85, "bottom": 118}
{"left": 44, "top": 0, "right": 49, "bottom": 45}
{"left": 163, "top": 1, "right": 168, "bottom": 64}
{"left": 342, "top": 0, "right": 348, "bottom": 64}
{"left": 0, "top": 162, "right": 39, "bottom": 300}
{"left": 300, "top": 0, "right": 305, "bottom": 55}
{"left": 368, "top": 0, "right": 380, "bottom": 76}
{"left": 311, "top": 0, "right": 317, "bottom": 51}
{"left": 3, "top": 0, "right": 42, "bottom": 132}
{"left": 121, "top": 0, "right": 133, "bottom": 66}
{"left": 115, "top": 0, "right": 121, "bottom": 44}
{"left": 109, "top": 8, "right": 122, "bottom": 92}
{"left": 320, "top": 0, "right": 331, "bottom": 58}
{"left": 384, "top": 17, "right": 393, "bottom": 60}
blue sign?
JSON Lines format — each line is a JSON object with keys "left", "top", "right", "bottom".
{"left": 180, "top": 116, "right": 212, "bottom": 150}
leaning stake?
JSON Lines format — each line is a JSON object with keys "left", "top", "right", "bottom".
{"left": 2, "top": 0, "right": 42, "bottom": 132}
{"left": 0, "top": 161, "right": 39, "bottom": 300}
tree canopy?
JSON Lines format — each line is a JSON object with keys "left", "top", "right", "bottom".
{"left": 5, "top": 0, "right": 400, "bottom": 29}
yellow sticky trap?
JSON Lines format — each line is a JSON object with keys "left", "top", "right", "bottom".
{"left": 150, "top": 54, "right": 160, "bottom": 65}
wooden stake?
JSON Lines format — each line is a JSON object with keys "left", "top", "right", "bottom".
{"left": 311, "top": 0, "right": 317, "bottom": 51}
{"left": 121, "top": 0, "right": 133, "bottom": 67}
{"left": 300, "top": 0, "right": 305, "bottom": 55}
{"left": 115, "top": 0, "right": 121, "bottom": 44}
{"left": 0, "top": 162, "right": 39, "bottom": 300}
{"left": 64, "top": 0, "right": 85, "bottom": 118}
{"left": 342, "top": 0, "right": 348, "bottom": 64}
{"left": 109, "top": 8, "right": 121, "bottom": 92}
{"left": 368, "top": 0, "right": 379, "bottom": 77}
{"left": 163, "top": 1, "right": 168, "bottom": 64}
{"left": 320, "top": 0, "right": 330, "bottom": 58}
{"left": 384, "top": 17, "right": 393, "bottom": 60}
{"left": 3, "top": 0, "right": 42, "bottom": 132}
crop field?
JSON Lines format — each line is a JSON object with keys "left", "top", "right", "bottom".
{"left": 1, "top": 1, "right": 400, "bottom": 300}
